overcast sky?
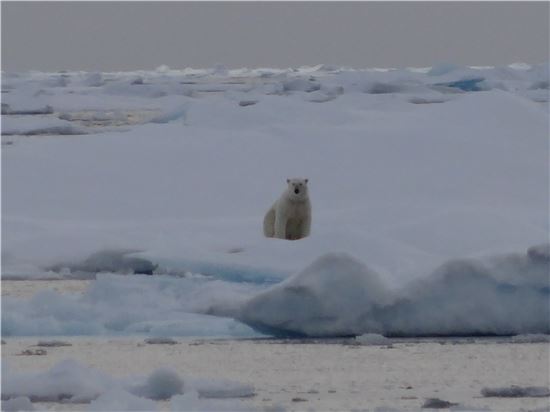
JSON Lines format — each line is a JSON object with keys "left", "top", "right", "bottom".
{"left": 2, "top": 2, "right": 548, "bottom": 72}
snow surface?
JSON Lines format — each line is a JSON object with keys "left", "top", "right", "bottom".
{"left": 2, "top": 62, "right": 549, "bottom": 338}
{"left": 3, "top": 337, "right": 548, "bottom": 411}
{"left": 170, "top": 391, "right": 257, "bottom": 412}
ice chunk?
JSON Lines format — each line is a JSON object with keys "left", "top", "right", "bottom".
{"left": 2, "top": 359, "right": 115, "bottom": 402}
{"left": 355, "top": 333, "right": 391, "bottom": 345}
{"left": 132, "top": 368, "right": 184, "bottom": 400}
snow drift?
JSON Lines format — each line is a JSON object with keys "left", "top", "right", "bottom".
{"left": 236, "top": 247, "right": 550, "bottom": 337}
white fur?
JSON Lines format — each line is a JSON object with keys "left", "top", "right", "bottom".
{"left": 263, "top": 178, "right": 311, "bottom": 240}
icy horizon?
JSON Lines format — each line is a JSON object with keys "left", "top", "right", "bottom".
{"left": 2, "top": 61, "right": 548, "bottom": 76}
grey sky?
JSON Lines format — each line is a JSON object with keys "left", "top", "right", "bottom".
{"left": 2, "top": 1, "right": 548, "bottom": 72}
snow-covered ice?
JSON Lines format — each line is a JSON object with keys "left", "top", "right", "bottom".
{"left": 2, "top": 62, "right": 549, "bottom": 338}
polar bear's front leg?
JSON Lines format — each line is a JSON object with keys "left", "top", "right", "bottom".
{"left": 274, "top": 214, "right": 287, "bottom": 239}
{"left": 302, "top": 214, "right": 311, "bottom": 237}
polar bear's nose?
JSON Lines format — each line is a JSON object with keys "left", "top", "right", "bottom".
{"left": 294, "top": 188, "right": 300, "bottom": 194}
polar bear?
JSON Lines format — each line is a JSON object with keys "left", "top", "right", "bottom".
{"left": 263, "top": 178, "right": 311, "bottom": 240}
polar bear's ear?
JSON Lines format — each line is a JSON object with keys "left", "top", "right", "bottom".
{"left": 286, "top": 179, "right": 290, "bottom": 184}
{"left": 305, "top": 178, "right": 309, "bottom": 184}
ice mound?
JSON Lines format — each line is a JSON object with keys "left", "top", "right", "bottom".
{"left": 131, "top": 368, "right": 184, "bottom": 400}
{"left": 237, "top": 249, "right": 550, "bottom": 337}
{"left": 238, "top": 253, "right": 390, "bottom": 337}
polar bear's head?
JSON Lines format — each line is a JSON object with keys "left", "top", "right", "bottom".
{"left": 286, "top": 178, "right": 309, "bottom": 201}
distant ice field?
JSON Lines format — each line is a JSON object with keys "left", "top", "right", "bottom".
{"left": 2, "top": 63, "right": 549, "bottom": 338}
